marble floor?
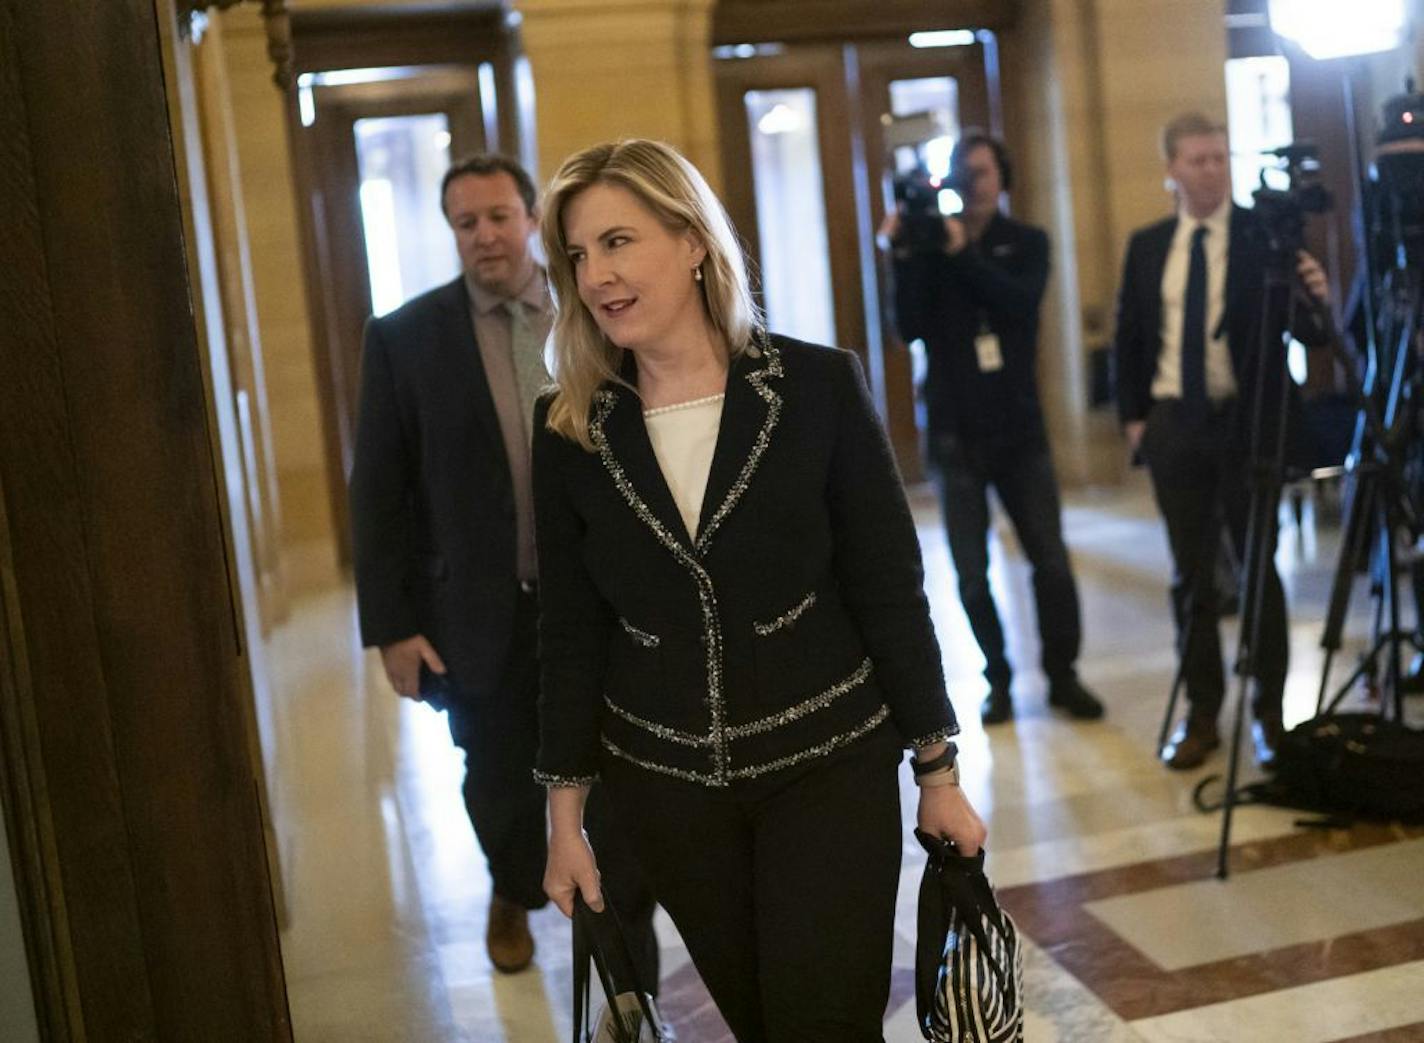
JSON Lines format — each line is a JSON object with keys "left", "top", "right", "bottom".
{"left": 266, "top": 474, "right": 1424, "bottom": 1042}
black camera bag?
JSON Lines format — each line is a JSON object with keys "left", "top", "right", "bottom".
{"left": 1269, "top": 713, "right": 1424, "bottom": 822}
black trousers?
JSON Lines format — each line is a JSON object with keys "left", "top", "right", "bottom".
{"left": 929, "top": 432, "right": 1083, "bottom": 690}
{"left": 602, "top": 725, "right": 904, "bottom": 1043}
{"left": 446, "top": 589, "right": 659, "bottom": 983}
{"left": 1142, "top": 400, "right": 1287, "bottom": 720}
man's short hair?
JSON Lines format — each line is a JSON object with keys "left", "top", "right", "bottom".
{"left": 950, "top": 130, "right": 1013, "bottom": 192}
{"left": 440, "top": 154, "right": 538, "bottom": 215}
{"left": 1160, "top": 113, "right": 1227, "bottom": 162}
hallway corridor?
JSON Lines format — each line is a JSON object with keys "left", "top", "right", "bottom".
{"left": 269, "top": 478, "right": 1424, "bottom": 1042}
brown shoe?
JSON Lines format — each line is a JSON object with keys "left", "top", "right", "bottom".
{"left": 487, "top": 894, "right": 535, "bottom": 973}
{"left": 1162, "top": 717, "right": 1220, "bottom": 771}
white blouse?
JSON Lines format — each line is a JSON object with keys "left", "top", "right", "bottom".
{"left": 642, "top": 393, "right": 725, "bottom": 540}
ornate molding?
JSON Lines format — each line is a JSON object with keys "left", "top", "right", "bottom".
{"left": 180, "top": 0, "right": 292, "bottom": 91}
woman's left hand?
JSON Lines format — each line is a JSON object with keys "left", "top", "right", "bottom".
{"left": 917, "top": 782, "right": 988, "bottom": 856}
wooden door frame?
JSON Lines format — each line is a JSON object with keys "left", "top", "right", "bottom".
{"left": 714, "top": 35, "right": 999, "bottom": 478}
{"left": 306, "top": 73, "right": 485, "bottom": 457}
{"left": 285, "top": 3, "right": 524, "bottom": 567}
{"left": 0, "top": 0, "right": 291, "bottom": 1035}
{"left": 856, "top": 39, "right": 994, "bottom": 477}
{"left": 716, "top": 45, "right": 871, "bottom": 369}
{"left": 713, "top": 0, "right": 1016, "bottom": 44}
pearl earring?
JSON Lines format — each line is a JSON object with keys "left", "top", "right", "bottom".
{"left": 693, "top": 264, "right": 704, "bottom": 283}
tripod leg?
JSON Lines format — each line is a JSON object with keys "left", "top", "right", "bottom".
{"left": 1381, "top": 501, "right": 1405, "bottom": 721}
{"left": 1158, "top": 581, "right": 1197, "bottom": 757}
{"left": 1323, "top": 653, "right": 1372, "bottom": 716}
{"left": 1215, "top": 671, "right": 1252, "bottom": 880}
{"left": 1158, "top": 660, "right": 1189, "bottom": 757}
{"left": 1314, "top": 648, "right": 1334, "bottom": 716}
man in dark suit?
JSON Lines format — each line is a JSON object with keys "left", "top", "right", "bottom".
{"left": 1113, "top": 113, "right": 1331, "bottom": 770}
{"left": 350, "top": 155, "right": 655, "bottom": 978}
{"left": 880, "top": 131, "right": 1104, "bottom": 726}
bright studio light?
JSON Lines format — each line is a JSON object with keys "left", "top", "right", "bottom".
{"left": 1268, "top": 0, "right": 1408, "bottom": 60}
{"left": 909, "top": 30, "right": 976, "bottom": 49}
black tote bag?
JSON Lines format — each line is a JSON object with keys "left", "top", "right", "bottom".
{"left": 571, "top": 894, "right": 670, "bottom": 1043}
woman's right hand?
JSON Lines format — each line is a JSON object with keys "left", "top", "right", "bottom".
{"left": 545, "top": 828, "right": 604, "bottom": 917}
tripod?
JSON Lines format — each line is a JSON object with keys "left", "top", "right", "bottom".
{"left": 1150, "top": 233, "right": 1309, "bottom": 879}
{"left": 1314, "top": 265, "right": 1423, "bottom": 722}
{"left": 1207, "top": 250, "right": 1314, "bottom": 880}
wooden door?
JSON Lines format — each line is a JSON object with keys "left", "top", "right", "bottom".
{"left": 303, "top": 69, "right": 485, "bottom": 501}
{"left": 716, "top": 46, "right": 869, "bottom": 362}
{"left": 858, "top": 39, "right": 994, "bottom": 474}
{"left": 715, "top": 38, "right": 995, "bottom": 478}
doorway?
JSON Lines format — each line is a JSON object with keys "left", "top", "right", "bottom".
{"left": 286, "top": 6, "right": 532, "bottom": 565}
{"left": 714, "top": 33, "right": 997, "bottom": 479}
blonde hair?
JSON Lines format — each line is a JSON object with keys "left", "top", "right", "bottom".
{"left": 1161, "top": 112, "right": 1226, "bottom": 162}
{"left": 540, "top": 139, "right": 760, "bottom": 450}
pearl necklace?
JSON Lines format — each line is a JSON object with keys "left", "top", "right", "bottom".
{"left": 642, "top": 393, "right": 726, "bottom": 418}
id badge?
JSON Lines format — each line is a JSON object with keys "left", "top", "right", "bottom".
{"left": 974, "top": 332, "right": 1004, "bottom": 373}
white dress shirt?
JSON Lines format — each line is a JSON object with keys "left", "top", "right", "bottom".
{"left": 1152, "top": 195, "right": 1237, "bottom": 403}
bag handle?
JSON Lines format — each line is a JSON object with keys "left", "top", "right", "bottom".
{"left": 571, "top": 894, "right": 668, "bottom": 1043}
{"left": 914, "top": 829, "right": 1010, "bottom": 979}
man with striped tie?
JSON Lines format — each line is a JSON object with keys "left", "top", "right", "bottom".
{"left": 1113, "top": 113, "right": 1331, "bottom": 771}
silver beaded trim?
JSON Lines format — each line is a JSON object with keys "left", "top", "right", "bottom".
{"left": 589, "top": 333, "right": 783, "bottom": 786}
{"left": 619, "top": 618, "right": 661, "bottom": 648}
{"left": 908, "top": 725, "right": 960, "bottom": 750}
{"left": 598, "top": 739, "right": 722, "bottom": 786}
{"left": 753, "top": 591, "right": 817, "bottom": 637}
{"left": 724, "top": 658, "right": 873, "bottom": 739}
{"left": 604, "top": 657, "right": 873, "bottom": 749}
{"left": 694, "top": 328, "right": 782, "bottom": 555}
{"left": 592, "top": 389, "right": 730, "bottom": 776}
{"left": 728, "top": 705, "right": 890, "bottom": 780}
{"left": 601, "top": 704, "right": 891, "bottom": 786}
{"left": 603, "top": 699, "right": 710, "bottom": 747}
{"left": 532, "top": 769, "right": 598, "bottom": 788}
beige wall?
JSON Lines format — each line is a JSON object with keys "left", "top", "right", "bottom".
{"left": 223, "top": 10, "right": 336, "bottom": 571}
{"left": 517, "top": 0, "right": 721, "bottom": 185}
{"left": 1005, "top": 0, "right": 1228, "bottom": 485}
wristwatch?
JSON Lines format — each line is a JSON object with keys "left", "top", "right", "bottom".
{"left": 911, "top": 742, "right": 959, "bottom": 784}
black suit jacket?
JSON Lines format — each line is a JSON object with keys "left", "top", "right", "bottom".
{"left": 531, "top": 334, "right": 957, "bottom": 787}
{"left": 349, "top": 276, "right": 520, "bottom": 701}
{"left": 891, "top": 212, "right": 1050, "bottom": 446}
{"left": 1113, "top": 205, "right": 1328, "bottom": 441}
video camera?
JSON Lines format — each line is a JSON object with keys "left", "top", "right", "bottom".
{"left": 1251, "top": 142, "right": 1333, "bottom": 258}
{"left": 1370, "top": 83, "right": 1424, "bottom": 269}
{"left": 883, "top": 111, "right": 960, "bottom": 255}
{"left": 892, "top": 170, "right": 950, "bottom": 253}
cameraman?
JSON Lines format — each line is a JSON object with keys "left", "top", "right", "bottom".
{"left": 1113, "top": 113, "right": 1331, "bottom": 771}
{"left": 878, "top": 130, "right": 1104, "bottom": 726}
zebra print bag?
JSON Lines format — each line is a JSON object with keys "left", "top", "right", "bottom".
{"left": 914, "top": 830, "right": 1023, "bottom": 1043}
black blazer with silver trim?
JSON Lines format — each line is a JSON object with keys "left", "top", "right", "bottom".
{"left": 531, "top": 333, "right": 957, "bottom": 788}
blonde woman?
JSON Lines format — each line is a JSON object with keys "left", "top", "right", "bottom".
{"left": 531, "top": 139, "right": 985, "bottom": 1041}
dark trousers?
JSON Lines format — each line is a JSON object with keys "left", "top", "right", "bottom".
{"left": 446, "top": 589, "right": 660, "bottom": 983}
{"left": 929, "top": 432, "right": 1083, "bottom": 690}
{"left": 1142, "top": 400, "right": 1287, "bottom": 721}
{"left": 602, "top": 726, "right": 904, "bottom": 1043}
{"left": 446, "top": 589, "right": 549, "bottom": 909}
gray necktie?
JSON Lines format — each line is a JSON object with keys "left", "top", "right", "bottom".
{"left": 505, "top": 299, "right": 551, "bottom": 442}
